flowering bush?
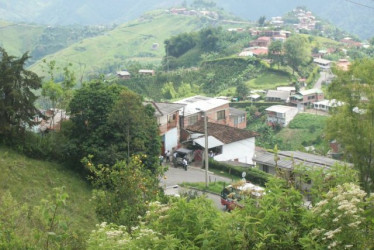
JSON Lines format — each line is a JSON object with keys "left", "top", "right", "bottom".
{"left": 300, "top": 183, "right": 372, "bottom": 249}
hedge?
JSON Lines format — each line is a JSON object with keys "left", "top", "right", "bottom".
{"left": 209, "top": 159, "right": 271, "bottom": 187}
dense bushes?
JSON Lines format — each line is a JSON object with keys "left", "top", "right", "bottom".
{"left": 209, "top": 159, "right": 271, "bottom": 186}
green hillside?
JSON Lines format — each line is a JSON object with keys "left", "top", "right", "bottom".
{"left": 0, "top": 22, "right": 44, "bottom": 57}
{"left": 29, "top": 10, "right": 243, "bottom": 80}
{"left": 0, "top": 146, "right": 97, "bottom": 233}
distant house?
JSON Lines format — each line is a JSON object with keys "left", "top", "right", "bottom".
{"left": 184, "top": 121, "right": 257, "bottom": 164}
{"left": 265, "top": 90, "right": 290, "bottom": 102}
{"left": 265, "top": 105, "right": 298, "bottom": 127}
{"left": 239, "top": 51, "right": 254, "bottom": 57}
{"left": 277, "top": 86, "right": 296, "bottom": 94}
{"left": 335, "top": 59, "right": 351, "bottom": 71}
{"left": 250, "top": 36, "right": 272, "bottom": 47}
{"left": 117, "top": 70, "right": 131, "bottom": 80}
{"left": 313, "top": 99, "right": 343, "bottom": 112}
{"left": 290, "top": 89, "right": 324, "bottom": 106}
{"left": 340, "top": 37, "right": 362, "bottom": 48}
{"left": 313, "top": 58, "right": 331, "bottom": 70}
{"left": 248, "top": 94, "right": 261, "bottom": 102}
{"left": 146, "top": 102, "right": 186, "bottom": 153}
{"left": 229, "top": 107, "right": 247, "bottom": 129}
{"left": 248, "top": 47, "right": 268, "bottom": 56}
{"left": 175, "top": 95, "right": 231, "bottom": 128}
{"left": 138, "top": 69, "right": 155, "bottom": 76}
{"left": 34, "top": 109, "right": 69, "bottom": 133}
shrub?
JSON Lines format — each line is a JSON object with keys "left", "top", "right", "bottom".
{"left": 208, "top": 159, "right": 271, "bottom": 186}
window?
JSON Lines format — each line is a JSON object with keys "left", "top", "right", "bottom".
{"left": 188, "top": 115, "right": 198, "bottom": 125}
{"left": 262, "top": 165, "right": 269, "bottom": 173}
{"left": 217, "top": 110, "right": 225, "bottom": 120}
{"left": 168, "top": 113, "right": 176, "bottom": 122}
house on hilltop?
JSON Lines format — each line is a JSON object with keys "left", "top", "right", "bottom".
{"left": 116, "top": 70, "right": 131, "bottom": 80}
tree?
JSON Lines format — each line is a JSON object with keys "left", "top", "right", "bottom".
{"left": 268, "top": 40, "right": 284, "bottom": 69}
{"left": 199, "top": 27, "right": 220, "bottom": 52}
{"left": 67, "top": 81, "right": 160, "bottom": 170}
{"left": 0, "top": 48, "right": 42, "bottom": 140}
{"left": 326, "top": 58, "right": 374, "bottom": 193}
{"left": 284, "top": 35, "right": 311, "bottom": 75}
{"left": 258, "top": 16, "right": 266, "bottom": 27}
{"left": 235, "top": 80, "right": 249, "bottom": 100}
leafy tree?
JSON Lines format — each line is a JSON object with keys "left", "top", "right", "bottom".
{"left": 268, "top": 40, "right": 284, "bottom": 69}
{"left": 199, "top": 27, "right": 220, "bottom": 52}
{"left": 284, "top": 35, "right": 311, "bottom": 75}
{"left": 67, "top": 81, "right": 160, "bottom": 170}
{"left": 258, "top": 16, "right": 266, "bottom": 27}
{"left": 326, "top": 58, "right": 374, "bottom": 193}
{"left": 235, "top": 80, "right": 249, "bottom": 100}
{"left": 83, "top": 156, "right": 160, "bottom": 232}
{"left": 0, "top": 48, "right": 42, "bottom": 140}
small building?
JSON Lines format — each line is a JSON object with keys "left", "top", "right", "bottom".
{"left": 250, "top": 37, "right": 272, "bottom": 47}
{"left": 248, "top": 94, "right": 261, "bottom": 102}
{"left": 146, "top": 101, "right": 186, "bottom": 154}
{"left": 265, "top": 105, "right": 298, "bottom": 127}
{"left": 139, "top": 69, "right": 155, "bottom": 76}
{"left": 248, "top": 47, "right": 268, "bottom": 56}
{"left": 313, "top": 99, "right": 343, "bottom": 112}
{"left": 229, "top": 107, "right": 247, "bottom": 129}
{"left": 184, "top": 121, "right": 257, "bottom": 165}
{"left": 290, "top": 89, "right": 324, "bottom": 106}
{"left": 313, "top": 58, "right": 331, "bottom": 70}
{"left": 277, "top": 86, "right": 296, "bottom": 94}
{"left": 266, "top": 90, "right": 290, "bottom": 102}
{"left": 175, "top": 95, "right": 230, "bottom": 128}
{"left": 116, "top": 70, "right": 131, "bottom": 80}
{"left": 335, "top": 59, "right": 351, "bottom": 71}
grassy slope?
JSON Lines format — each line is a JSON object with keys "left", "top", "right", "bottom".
{"left": 247, "top": 71, "right": 291, "bottom": 90}
{"left": 275, "top": 113, "right": 328, "bottom": 151}
{"left": 0, "top": 22, "right": 44, "bottom": 56}
{"left": 29, "top": 10, "right": 216, "bottom": 79}
{"left": 0, "top": 146, "right": 97, "bottom": 232}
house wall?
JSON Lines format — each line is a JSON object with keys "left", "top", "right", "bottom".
{"left": 164, "top": 127, "right": 178, "bottom": 152}
{"left": 256, "top": 163, "right": 277, "bottom": 175}
{"left": 228, "top": 115, "right": 247, "bottom": 129}
{"left": 284, "top": 108, "right": 298, "bottom": 126}
{"left": 213, "top": 137, "right": 255, "bottom": 164}
{"left": 302, "top": 93, "right": 324, "bottom": 105}
{"left": 182, "top": 103, "right": 230, "bottom": 128}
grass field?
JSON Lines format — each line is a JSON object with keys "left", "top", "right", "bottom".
{"left": 247, "top": 71, "right": 291, "bottom": 90}
{"left": 29, "top": 10, "right": 223, "bottom": 79}
{"left": 275, "top": 113, "right": 329, "bottom": 152}
{"left": 0, "top": 146, "right": 97, "bottom": 232}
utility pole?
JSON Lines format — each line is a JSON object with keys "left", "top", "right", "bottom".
{"left": 204, "top": 111, "right": 209, "bottom": 188}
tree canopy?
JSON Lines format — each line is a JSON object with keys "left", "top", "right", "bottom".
{"left": 0, "top": 48, "right": 42, "bottom": 140}
{"left": 284, "top": 35, "right": 311, "bottom": 74}
{"left": 327, "top": 58, "right": 374, "bottom": 193}
{"left": 67, "top": 81, "right": 160, "bottom": 171}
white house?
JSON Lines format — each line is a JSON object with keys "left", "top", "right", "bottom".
{"left": 313, "top": 99, "right": 344, "bottom": 112}
{"left": 265, "top": 105, "right": 298, "bottom": 127}
{"left": 183, "top": 121, "right": 257, "bottom": 165}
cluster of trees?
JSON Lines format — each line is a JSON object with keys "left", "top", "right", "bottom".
{"left": 84, "top": 164, "right": 374, "bottom": 249}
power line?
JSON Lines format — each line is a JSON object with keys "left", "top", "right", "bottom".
{"left": 344, "top": 0, "right": 374, "bottom": 9}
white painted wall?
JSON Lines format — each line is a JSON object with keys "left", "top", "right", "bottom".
{"left": 164, "top": 127, "right": 178, "bottom": 152}
{"left": 284, "top": 108, "right": 299, "bottom": 126}
{"left": 214, "top": 137, "right": 255, "bottom": 164}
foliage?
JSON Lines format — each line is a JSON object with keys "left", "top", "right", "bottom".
{"left": 83, "top": 155, "right": 162, "bottom": 232}
{"left": 300, "top": 183, "right": 373, "bottom": 249}
{"left": 209, "top": 159, "right": 271, "bottom": 186}
{"left": 327, "top": 58, "right": 374, "bottom": 193}
{"left": 0, "top": 187, "right": 87, "bottom": 249}
{"left": 0, "top": 48, "right": 42, "bottom": 141}
{"left": 181, "top": 181, "right": 227, "bottom": 194}
{"left": 67, "top": 81, "right": 160, "bottom": 170}
{"left": 268, "top": 40, "right": 283, "bottom": 69}
{"left": 284, "top": 35, "right": 311, "bottom": 75}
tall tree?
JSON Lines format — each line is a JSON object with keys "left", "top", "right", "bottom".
{"left": 67, "top": 81, "right": 160, "bottom": 170}
{"left": 0, "top": 48, "right": 42, "bottom": 139}
{"left": 284, "top": 35, "right": 310, "bottom": 75}
{"left": 326, "top": 58, "right": 374, "bottom": 193}
{"left": 257, "top": 16, "right": 266, "bottom": 27}
{"left": 268, "top": 40, "right": 283, "bottom": 69}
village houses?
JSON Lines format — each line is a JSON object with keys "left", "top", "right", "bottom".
{"left": 265, "top": 105, "right": 299, "bottom": 127}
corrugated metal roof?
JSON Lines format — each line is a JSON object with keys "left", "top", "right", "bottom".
{"left": 266, "top": 90, "right": 290, "bottom": 100}
{"left": 229, "top": 107, "right": 246, "bottom": 116}
{"left": 265, "top": 105, "right": 298, "bottom": 114}
{"left": 175, "top": 95, "right": 229, "bottom": 116}
{"left": 253, "top": 150, "right": 351, "bottom": 170}
{"left": 194, "top": 136, "right": 224, "bottom": 149}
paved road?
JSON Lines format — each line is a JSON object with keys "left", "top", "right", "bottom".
{"left": 313, "top": 71, "right": 334, "bottom": 89}
{"left": 160, "top": 163, "right": 231, "bottom": 210}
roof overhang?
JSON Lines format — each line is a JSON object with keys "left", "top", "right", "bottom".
{"left": 194, "top": 136, "right": 224, "bottom": 149}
